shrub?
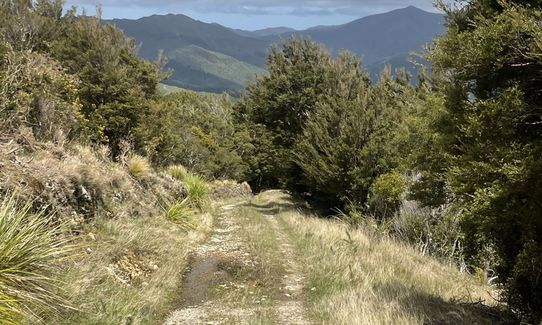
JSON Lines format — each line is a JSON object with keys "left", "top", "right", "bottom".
{"left": 392, "top": 201, "right": 464, "bottom": 262}
{"left": 0, "top": 195, "right": 75, "bottom": 323}
{"left": 426, "top": 2, "right": 542, "bottom": 318}
{"left": 368, "top": 172, "right": 407, "bottom": 218}
{"left": 140, "top": 91, "right": 247, "bottom": 180}
{"left": 166, "top": 198, "right": 197, "bottom": 231}
{"left": 506, "top": 241, "right": 542, "bottom": 322}
{"left": 185, "top": 174, "right": 209, "bottom": 209}
{"left": 126, "top": 155, "right": 151, "bottom": 179}
{"left": 166, "top": 165, "right": 189, "bottom": 182}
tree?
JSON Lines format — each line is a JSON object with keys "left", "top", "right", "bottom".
{"left": 138, "top": 90, "right": 248, "bottom": 180}
{"left": 235, "top": 38, "right": 335, "bottom": 189}
{"left": 427, "top": 1, "right": 542, "bottom": 320}
{"left": 292, "top": 52, "right": 372, "bottom": 207}
{"left": 50, "top": 15, "right": 165, "bottom": 155}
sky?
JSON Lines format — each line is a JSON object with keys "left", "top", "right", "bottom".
{"left": 63, "top": 0, "right": 442, "bottom": 30}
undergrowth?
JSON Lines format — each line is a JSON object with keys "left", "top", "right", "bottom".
{"left": 0, "top": 195, "right": 76, "bottom": 324}
{"left": 167, "top": 198, "right": 198, "bottom": 230}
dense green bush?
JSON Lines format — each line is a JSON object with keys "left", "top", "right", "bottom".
{"left": 368, "top": 172, "right": 407, "bottom": 218}
{"left": 238, "top": 39, "right": 420, "bottom": 209}
{"left": 0, "top": 42, "right": 84, "bottom": 141}
{"left": 0, "top": 0, "right": 163, "bottom": 156}
{"left": 140, "top": 90, "right": 248, "bottom": 180}
{"left": 50, "top": 14, "right": 164, "bottom": 154}
{"left": 422, "top": 1, "right": 542, "bottom": 320}
{"left": 235, "top": 38, "right": 337, "bottom": 190}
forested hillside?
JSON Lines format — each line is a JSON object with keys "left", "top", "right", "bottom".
{"left": 0, "top": 0, "right": 541, "bottom": 324}
{"left": 108, "top": 6, "right": 444, "bottom": 93}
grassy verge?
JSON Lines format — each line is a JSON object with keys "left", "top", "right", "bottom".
{"left": 272, "top": 200, "right": 511, "bottom": 324}
{"left": 46, "top": 210, "right": 212, "bottom": 324}
{"left": 0, "top": 195, "right": 76, "bottom": 324}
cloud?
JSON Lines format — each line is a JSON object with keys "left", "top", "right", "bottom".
{"left": 67, "top": 0, "right": 437, "bottom": 16}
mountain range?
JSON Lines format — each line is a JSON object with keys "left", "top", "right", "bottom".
{"left": 107, "top": 6, "right": 445, "bottom": 94}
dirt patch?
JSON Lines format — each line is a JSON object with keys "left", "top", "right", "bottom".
{"left": 165, "top": 202, "right": 263, "bottom": 324}
{"left": 180, "top": 255, "right": 223, "bottom": 306}
{"left": 252, "top": 193, "right": 311, "bottom": 324}
{"left": 107, "top": 250, "right": 158, "bottom": 286}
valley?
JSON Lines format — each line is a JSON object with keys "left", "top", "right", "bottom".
{"left": 107, "top": 6, "right": 445, "bottom": 93}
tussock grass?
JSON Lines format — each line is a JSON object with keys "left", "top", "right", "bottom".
{"left": 166, "top": 164, "right": 209, "bottom": 210}
{"left": 165, "top": 165, "right": 210, "bottom": 230}
{"left": 167, "top": 198, "right": 198, "bottom": 230}
{"left": 126, "top": 155, "right": 151, "bottom": 179}
{"left": 167, "top": 164, "right": 189, "bottom": 182}
{"left": 0, "top": 195, "right": 75, "bottom": 324}
{"left": 185, "top": 173, "right": 209, "bottom": 209}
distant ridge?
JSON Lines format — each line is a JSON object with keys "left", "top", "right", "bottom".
{"left": 232, "top": 26, "right": 297, "bottom": 38}
{"left": 266, "top": 6, "right": 445, "bottom": 65}
{"left": 105, "top": 6, "right": 445, "bottom": 93}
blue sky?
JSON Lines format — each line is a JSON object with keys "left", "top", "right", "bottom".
{"left": 64, "top": 0, "right": 441, "bottom": 30}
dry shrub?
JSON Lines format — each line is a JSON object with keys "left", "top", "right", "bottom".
{"left": 209, "top": 180, "right": 252, "bottom": 200}
{"left": 0, "top": 141, "right": 188, "bottom": 225}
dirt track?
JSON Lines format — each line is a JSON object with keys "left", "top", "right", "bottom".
{"left": 164, "top": 192, "right": 310, "bottom": 325}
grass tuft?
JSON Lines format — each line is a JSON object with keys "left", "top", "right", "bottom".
{"left": 167, "top": 198, "right": 198, "bottom": 230}
{"left": 167, "top": 165, "right": 189, "bottom": 182}
{"left": 185, "top": 173, "right": 209, "bottom": 209}
{"left": 0, "top": 194, "right": 75, "bottom": 324}
{"left": 126, "top": 155, "right": 151, "bottom": 179}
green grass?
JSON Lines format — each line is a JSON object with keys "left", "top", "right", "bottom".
{"left": 166, "top": 164, "right": 189, "bottom": 182}
{"left": 167, "top": 45, "right": 266, "bottom": 88}
{"left": 166, "top": 165, "right": 210, "bottom": 210}
{"left": 167, "top": 198, "right": 197, "bottom": 230}
{"left": 157, "top": 83, "right": 186, "bottom": 95}
{"left": 0, "top": 195, "right": 75, "bottom": 324}
{"left": 185, "top": 173, "right": 209, "bottom": 209}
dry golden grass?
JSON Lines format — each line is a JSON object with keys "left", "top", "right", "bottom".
{"left": 126, "top": 154, "right": 152, "bottom": 179}
{"left": 250, "top": 191, "right": 510, "bottom": 325}
{"left": 167, "top": 164, "right": 189, "bottom": 182}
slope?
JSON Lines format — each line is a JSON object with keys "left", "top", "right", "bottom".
{"left": 165, "top": 45, "right": 266, "bottom": 91}
{"left": 107, "top": 14, "right": 269, "bottom": 67}
{"left": 231, "top": 26, "right": 297, "bottom": 38}
{"left": 164, "top": 190, "right": 512, "bottom": 324}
